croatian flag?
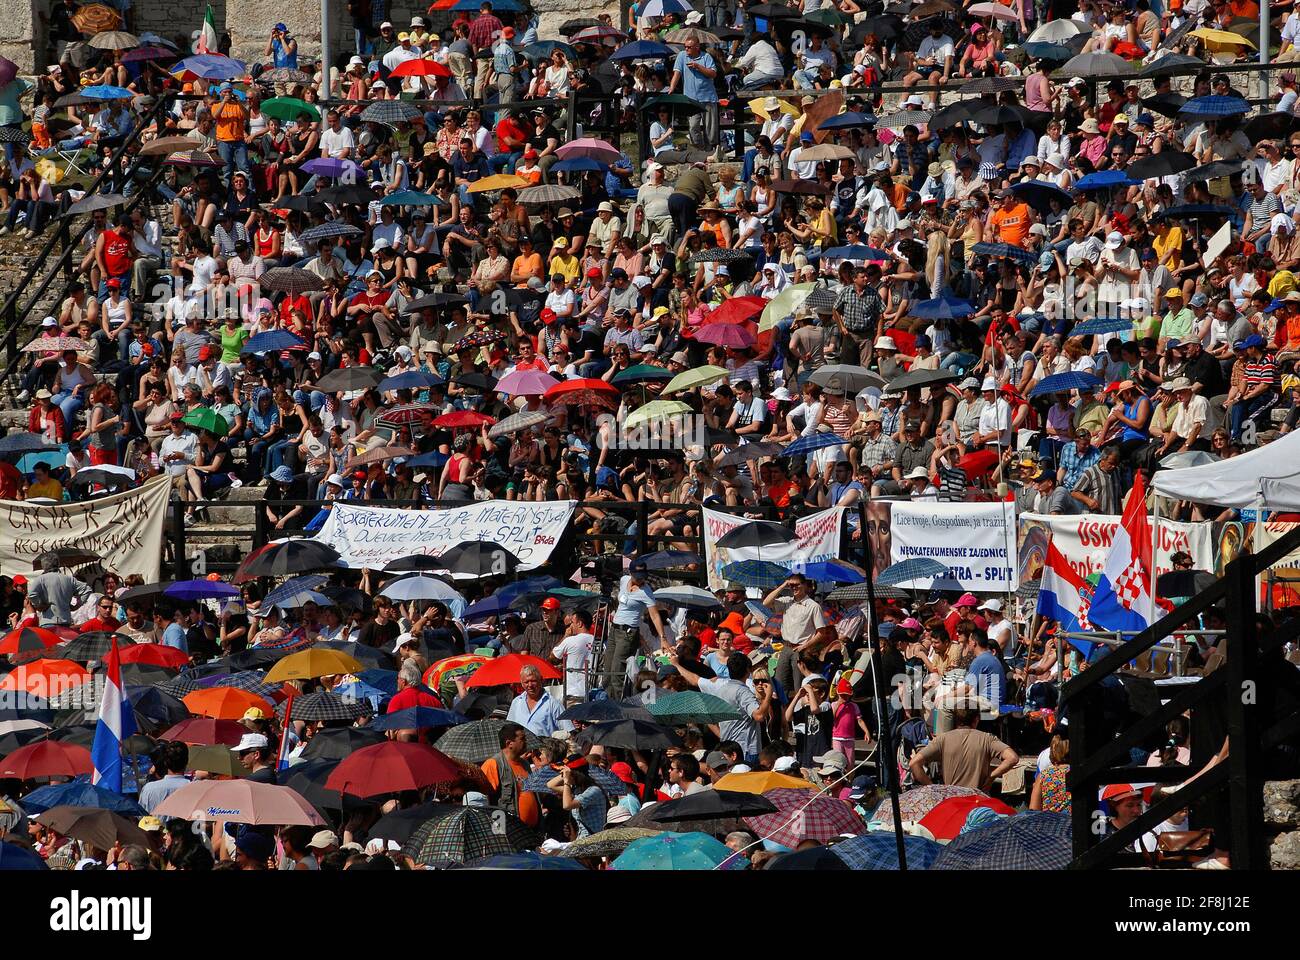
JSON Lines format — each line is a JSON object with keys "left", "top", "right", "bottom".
{"left": 1088, "top": 471, "right": 1171, "bottom": 633}
{"left": 90, "top": 639, "right": 136, "bottom": 793}
{"left": 1037, "top": 541, "right": 1092, "bottom": 632}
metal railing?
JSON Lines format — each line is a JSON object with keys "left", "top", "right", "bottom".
{"left": 1064, "top": 525, "right": 1300, "bottom": 870}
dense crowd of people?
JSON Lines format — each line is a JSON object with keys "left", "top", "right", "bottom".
{"left": 2, "top": 0, "right": 1300, "bottom": 872}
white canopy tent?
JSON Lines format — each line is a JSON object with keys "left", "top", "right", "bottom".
{"left": 1152, "top": 429, "right": 1300, "bottom": 511}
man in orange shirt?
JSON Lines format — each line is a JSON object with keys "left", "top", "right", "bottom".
{"left": 480, "top": 721, "right": 540, "bottom": 827}
{"left": 988, "top": 189, "right": 1032, "bottom": 247}
{"left": 211, "top": 82, "right": 250, "bottom": 186}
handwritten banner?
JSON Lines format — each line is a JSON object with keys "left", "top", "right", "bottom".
{"left": 0, "top": 475, "right": 171, "bottom": 580}
{"left": 889, "top": 501, "right": 1019, "bottom": 591}
{"left": 313, "top": 499, "right": 577, "bottom": 573}
{"left": 702, "top": 506, "right": 845, "bottom": 591}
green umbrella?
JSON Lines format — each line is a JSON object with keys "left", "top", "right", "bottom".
{"left": 181, "top": 407, "right": 230, "bottom": 437}
{"left": 624, "top": 399, "right": 692, "bottom": 429}
{"left": 611, "top": 363, "right": 674, "bottom": 385}
{"left": 185, "top": 744, "right": 246, "bottom": 778}
{"left": 759, "top": 282, "right": 816, "bottom": 332}
{"left": 805, "top": 7, "right": 847, "bottom": 24}
{"left": 262, "top": 97, "right": 320, "bottom": 122}
{"left": 379, "top": 190, "right": 446, "bottom": 207}
{"left": 647, "top": 690, "right": 744, "bottom": 724}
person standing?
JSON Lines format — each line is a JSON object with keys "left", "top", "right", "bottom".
{"left": 480, "top": 721, "right": 540, "bottom": 828}
{"left": 212, "top": 82, "right": 250, "bottom": 183}
{"left": 668, "top": 35, "right": 719, "bottom": 151}
{"left": 602, "top": 558, "right": 667, "bottom": 696}
{"left": 762, "top": 574, "right": 827, "bottom": 696}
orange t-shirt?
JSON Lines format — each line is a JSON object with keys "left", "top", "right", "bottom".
{"left": 212, "top": 100, "right": 248, "bottom": 143}
{"left": 989, "top": 201, "right": 1031, "bottom": 248}
{"left": 512, "top": 251, "right": 543, "bottom": 286}
{"left": 480, "top": 755, "right": 540, "bottom": 827}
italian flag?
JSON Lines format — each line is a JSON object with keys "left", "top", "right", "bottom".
{"left": 197, "top": 4, "right": 218, "bottom": 53}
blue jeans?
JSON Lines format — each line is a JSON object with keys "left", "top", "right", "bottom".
{"left": 265, "top": 438, "right": 292, "bottom": 475}
{"left": 293, "top": 388, "right": 326, "bottom": 412}
{"left": 51, "top": 390, "right": 84, "bottom": 424}
{"left": 579, "top": 358, "right": 611, "bottom": 379}
{"left": 1231, "top": 392, "right": 1276, "bottom": 441}
{"left": 217, "top": 139, "right": 249, "bottom": 183}
{"left": 488, "top": 151, "right": 522, "bottom": 174}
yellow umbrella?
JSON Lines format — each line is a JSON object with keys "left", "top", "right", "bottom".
{"left": 263, "top": 647, "right": 364, "bottom": 683}
{"left": 466, "top": 173, "right": 529, "bottom": 194}
{"left": 1190, "top": 27, "right": 1256, "bottom": 51}
{"left": 750, "top": 95, "right": 801, "bottom": 122}
{"left": 714, "top": 771, "right": 818, "bottom": 794}
{"left": 662, "top": 365, "right": 729, "bottom": 395}
{"left": 758, "top": 282, "right": 815, "bottom": 333}
{"left": 624, "top": 399, "right": 692, "bottom": 429}
{"left": 35, "top": 158, "right": 64, "bottom": 184}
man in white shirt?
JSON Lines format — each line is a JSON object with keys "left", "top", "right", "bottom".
{"left": 159, "top": 414, "right": 197, "bottom": 483}
{"left": 382, "top": 30, "right": 420, "bottom": 75}
{"left": 974, "top": 377, "right": 1012, "bottom": 448}
{"left": 318, "top": 109, "right": 355, "bottom": 160}
{"left": 786, "top": 132, "right": 819, "bottom": 180}
{"left": 736, "top": 36, "right": 783, "bottom": 89}
{"left": 903, "top": 25, "right": 955, "bottom": 106}
{"left": 130, "top": 209, "right": 163, "bottom": 297}
{"left": 552, "top": 610, "right": 594, "bottom": 705}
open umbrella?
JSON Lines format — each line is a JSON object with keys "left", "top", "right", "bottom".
{"left": 325, "top": 741, "right": 464, "bottom": 797}
{"left": 716, "top": 519, "right": 797, "bottom": 549}
{"left": 263, "top": 648, "right": 362, "bottom": 683}
{"left": 647, "top": 690, "right": 743, "bottom": 724}
{"left": 721, "top": 559, "right": 791, "bottom": 588}
{"left": 1059, "top": 51, "right": 1133, "bottom": 77}
{"left": 378, "top": 575, "right": 465, "bottom": 606}
{"left": 409, "top": 806, "right": 543, "bottom": 864}
{"left": 745, "top": 788, "right": 867, "bottom": 847}
{"left": 360, "top": 99, "right": 424, "bottom": 124}
{"left": 918, "top": 794, "right": 1016, "bottom": 841}
{"left": 72, "top": 4, "right": 123, "bottom": 33}
{"left": 1027, "top": 20, "right": 1090, "bottom": 41}
{"left": 182, "top": 687, "right": 273, "bottom": 721}
{"left": 368, "top": 707, "right": 468, "bottom": 732}
{"left": 154, "top": 779, "right": 325, "bottom": 826}
{"left": 555, "top": 137, "right": 622, "bottom": 164}
{"left": 0, "top": 740, "right": 92, "bottom": 779}
{"left": 0, "top": 625, "right": 63, "bottom": 656}
{"left": 782, "top": 432, "right": 847, "bottom": 458}
{"left": 278, "top": 691, "right": 371, "bottom": 723}
{"left": 715, "top": 770, "right": 817, "bottom": 794}
{"left": 19, "top": 781, "right": 144, "bottom": 817}
{"left": 159, "top": 716, "right": 245, "bottom": 745}
{"left": 234, "top": 539, "right": 341, "bottom": 580}
{"left": 661, "top": 365, "right": 728, "bottom": 395}
{"left": 465, "top": 653, "right": 561, "bottom": 688}
{"left": 613, "top": 831, "right": 742, "bottom": 870}
{"left": 1028, "top": 371, "right": 1104, "bottom": 397}
{"left": 34, "top": 806, "right": 151, "bottom": 849}
{"left": 831, "top": 832, "right": 944, "bottom": 869}
{"left": 623, "top": 399, "right": 693, "bottom": 428}
{"left": 435, "top": 719, "right": 543, "bottom": 764}
{"left": 435, "top": 542, "right": 521, "bottom": 578}
{"left": 647, "top": 790, "right": 778, "bottom": 824}
{"left": 59, "top": 632, "right": 135, "bottom": 662}
{"left": 299, "top": 727, "right": 386, "bottom": 762}
{"left": 495, "top": 369, "right": 559, "bottom": 396}
{"left": 651, "top": 586, "right": 724, "bottom": 610}
{"left": 931, "top": 811, "right": 1070, "bottom": 869}
{"left": 810, "top": 364, "right": 887, "bottom": 393}
{"left": 579, "top": 719, "right": 681, "bottom": 751}
{"left": 390, "top": 58, "right": 452, "bottom": 79}
{"left": 0, "top": 659, "right": 93, "bottom": 696}
{"left": 1179, "top": 95, "right": 1251, "bottom": 117}
{"left": 0, "top": 432, "right": 60, "bottom": 456}
{"left": 1126, "top": 150, "right": 1197, "bottom": 181}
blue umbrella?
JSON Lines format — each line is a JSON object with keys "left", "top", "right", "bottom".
{"left": 821, "top": 244, "right": 879, "bottom": 260}
{"left": 263, "top": 574, "right": 329, "bottom": 608}
{"left": 909, "top": 291, "right": 975, "bottom": 319}
{"left": 405, "top": 451, "right": 449, "bottom": 470}
{"left": 609, "top": 39, "right": 675, "bottom": 61}
{"left": 931, "top": 811, "right": 1071, "bottom": 870}
{"left": 879, "top": 557, "right": 949, "bottom": 586}
{"left": 451, "top": 0, "right": 521, "bottom": 8}
{"left": 552, "top": 157, "right": 608, "bottom": 174}
{"left": 1179, "top": 95, "right": 1251, "bottom": 117}
{"left": 1028, "top": 371, "right": 1104, "bottom": 397}
{"left": 275, "top": 590, "right": 331, "bottom": 609}
{"left": 637, "top": 549, "right": 703, "bottom": 569}
{"left": 793, "top": 560, "right": 865, "bottom": 584}
{"left": 639, "top": 0, "right": 694, "bottom": 15}
{"left": 368, "top": 707, "right": 469, "bottom": 731}
{"left": 1070, "top": 315, "right": 1133, "bottom": 335}
{"left": 242, "top": 329, "right": 307, "bottom": 354}
{"left": 0, "top": 842, "right": 47, "bottom": 870}
{"left": 497, "top": 576, "right": 567, "bottom": 603}
{"left": 79, "top": 84, "right": 135, "bottom": 99}
{"left": 818, "top": 111, "right": 878, "bottom": 131}
{"left": 300, "top": 157, "right": 364, "bottom": 180}
{"left": 164, "top": 579, "right": 240, "bottom": 601}
{"left": 355, "top": 669, "right": 399, "bottom": 694}
{"left": 1009, "top": 180, "right": 1072, "bottom": 213}
{"left": 830, "top": 832, "right": 944, "bottom": 869}
{"left": 721, "top": 559, "right": 791, "bottom": 588}
{"left": 379, "top": 190, "right": 445, "bottom": 207}
{"left": 378, "top": 370, "right": 443, "bottom": 392}
{"left": 462, "top": 594, "right": 515, "bottom": 621}
{"left": 19, "top": 781, "right": 145, "bottom": 817}
{"left": 461, "top": 852, "right": 589, "bottom": 869}
{"left": 518, "top": 40, "right": 580, "bottom": 61}
{"left": 613, "top": 831, "right": 745, "bottom": 870}
{"left": 782, "top": 432, "right": 847, "bottom": 457}
{"left": 1023, "top": 41, "right": 1073, "bottom": 60}
{"left": 1072, "top": 170, "right": 1138, "bottom": 191}
{"left": 521, "top": 764, "right": 629, "bottom": 798}
{"left": 970, "top": 242, "right": 1038, "bottom": 265}
{"left": 331, "top": 679, "right": 390, "bottom": 712}
{"left": 172, "top": 53, "right": 246, "bottom": 79}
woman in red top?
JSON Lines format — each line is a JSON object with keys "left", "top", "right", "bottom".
{"left": 28, "top": 390, "right": 66, "bottom": 442}
{"left": 251, "top": 208, "right": 282, "bottom": 263}
{"left": 439, "top": 433, "right": 479, "bottom": 502}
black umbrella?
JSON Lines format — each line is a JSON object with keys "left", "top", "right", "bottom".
{"left": 453, "top": 372, "right": 496, "bottom": 392}
{"left": 368, "top": 801, "right": 464, "bottom": 845}
{"left": 404, "top": 291, "right": 469, "bottom": 311}
{"left": 1155, "top": 569, "right": 1216, "bottom": 599}
{"left": 116, "top": 582, "right": 171, "bottom": 603}
{"left": 748, "top": 2, "right": 800, "bottom": 18}
{"left": 1140, "top": 93, "right": 1187, "bottom": 118}
{"left": 962, "top": 75, "right": 1025, "bottom": 96}
{"left": 434, "top": 542, "right": 521, "bottom": 578}
{"left": 300, "top": 726, "right": 388, "bottom": 762}
{"left": 280, "top": 758, "right": 372, "bottom": 812}
{"left": 435, "top": 718, "right": 543, "bottom": 764}
{"left": 313, "top": 365, "right": 385, "bottom": 393}
{"left": 384, "top": 554, "right": 449, "bottom": 573}
{"left": 645, "top": 789, "right": 779, "bottom": 822}
{"left": 887, "top": 368, "right": 960, "bottom": 393}
{"left": 929, "top": 99, "right": 985, "bottom": 131}
{"left": 687, "top": 247, "right": 755, "bottom": 266}
{"left": 715, "top": 519, "right": 797, "bottom": 549}
{"left": 34, "top": 547, "right": 101, "bottom": 570}
{"left": 1126, "top": 151, "right": 1197, "bottom": 180}
{"left": 576, "top": 718, "right": 682, "bottom": 750}
{"left": 1140, "top": 53, "right": 1204, "bottom": 77}
{"left": 238, "top": 539, "right": 341, "bottom": 579}
{"left": 771, "top": 17, "right": 831, "bottom": 39}
{"left": 558, "top": 700, "right": 652, "bottom": 723}
{"left": 277, "top": 691, "right": 371, "bottom": 723}
{"left": 318, "top": 586, "right": 373, "bottom": 613}
{"left": 118, "top": 664, "right": 175, "bottom": 687}
{"left": 559, "top": 18, "right": 603, "bottom": 35}
{"left": 972, "top": 104, "right": 1049, "bottom": 128}
{"left": 124, "top": 686, "right": 189, "bottom": 734}
{"left": 315, "top": 185, "right": 377, "bottom": 207}
{"left": 1245, "top": 112, "right": 1300, "bottom": 144}
{"left": 1181, "top": 160, "right": 1244, "bottom": 184}
{"left": 0, "top": 431, "right": 59, "bottom": 456}
{"left": 0, "top": 728, "right": 48, "bottom": 756}
{"left": 854, "top": 15, "right": 903, "bottom": 41}
{"left": 716, "top": 442, "right": 785, "bottom": 467}
{"left": 826, "top": 582, "right": 909, "bottom": 601}
{"left": 273, "top": 194, "right": 329, "bottom": 214}
{"left": 452, "top": 687, "right": 513, "bottom": 720}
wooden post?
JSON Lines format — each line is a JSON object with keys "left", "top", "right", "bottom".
{"left": 1223, "top": 555, "right": 1265, "bottom": 870}
{"left": 171, "top": 498, "right": 189, "bottom": 581}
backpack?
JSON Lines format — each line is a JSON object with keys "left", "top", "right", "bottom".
{"left": 895, "top": 716, "right": 931, "bottom": 790}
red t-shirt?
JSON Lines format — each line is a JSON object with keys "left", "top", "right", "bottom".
{"left": 101, "top": 227, "right": 134, "bottom": 277}
{"left": 350, "top": 291, "right": 388, "bottom": 312}
{"left": 79, "top": 616, "right": 121, "bottom": 634}
{"left": 278, "top": 293, "right": 311, "bottom": 326}
{"left": 0, "top": 461, "right": 21, "bottom": 499}
{"left": 387, "top": 684, "right": 444, "bottom": 712}
{"left": 495, "top": 116, "right": 528, "bottom": 153}
{"left": 944, "top": 611, "right": 988, "bottom": 639}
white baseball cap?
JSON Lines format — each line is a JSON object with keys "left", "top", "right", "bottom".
{"left": 979, "top": 598, "right": 1003, "bottom": 613}
{"left": 231, "top": 733, "right": 269, "bottom": 753}
{"left": 1106, "top": 231, "right": 1124, "bottom": 249}
{"left": 391, "top": 631, "right": 416, "bottom": 653}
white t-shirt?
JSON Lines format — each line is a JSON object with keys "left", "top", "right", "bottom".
{"left": 319, "top": 125, "right": 356, "bottom": 159}
{"left": 553, "top": 632, "right": 594, "bottom": 700}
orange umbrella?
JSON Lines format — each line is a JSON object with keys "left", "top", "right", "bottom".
{"left": 465, "top": 653, "right": 562, "bottom": 689}
{"left": 183, "top": 687, "right": 274, "bottom": 720}
{"left": 0, "top": 659, "right": 92, "bottom": 697}
{"left": 713, "top": 771, "right": 818, "bottom": 795}
{"left": 71, "top": 3, "right": 122, "bottom": 33}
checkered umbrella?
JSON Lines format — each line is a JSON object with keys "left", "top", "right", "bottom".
{"left": 1016, "top": 578, "right": 1041, "bottom": 602}
{"left": 202, "top": 672, "right": 284, "bottom": 701}
{"left": 829, "top": 832, "right": 943, "bottom": 869}
{"left": 559, "top": 700, "right": 650, "bottom": 723}
{"left": 878, "top": 557, "right": 949, "bottom": 586}
{"left": 259, "top": 267, "right": 325, "bottom": 295}
{"left": 876, "top": 108, "right": 932, "bottom": 131}
{"left": 647, "top": 690, "right": 745, "bottom": 724}
{"left": 297, "top": 221, "right": 364, "bottom": 244}
{"left": 59, "top": 632, "right": 136, "bottom": 662}
{"left": 826, "top": 582, "right": 910, "bottom": 602}
{"left": 408, "top": 807, "right": 543, "bottom": 865}
{"left": 434, "top": 718, "right": 542, "bottom": 764}
{"left": 870, "top": 784, "right": 980, "bottom": 823}
{"left": 744, "top": 788, "right": 866, "bottom": 848}
{"left": 803, "top": 286, "right": 838, "bottom": 315}
{"left": 520, "top": 764, "right": 629, "bottom": 798}
{"left": 157, "top": 674, "right": 205, "bottom": 698}
{"left": 263, "top": 575, "right": 330, "bottom": 609}
{"left": 518, "top": 183, "right": 580, "bottom": 205}
{"left": 721, "top": 559, "right": 790, "bottom": 589}
{"left": 276, "top": 691, "right": 371, "bottom": 723}
{"left": 931, "top": 811, "right": 1071, "bottom": 870}
{"left": 360, "top": 99, "right": 423, "bottom": 124}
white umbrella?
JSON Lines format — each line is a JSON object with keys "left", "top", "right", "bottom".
{"left": 1027, "top": 20, "right": 1090, "bottom": 42}
{"left": 379, "top": 574, "right": 467, "bottom": 605}
{"left": 654, "top": 586, "right": 723, "bottom": 609}
{"left": 968, "top": 2, "right": 1019, "bottom": 22}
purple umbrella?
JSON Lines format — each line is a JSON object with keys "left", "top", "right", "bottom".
{"left": 163, "top": 579, "right": 240, "bottom": 601}
{"left": 301, "top": 157, "right": 364, "bottom": 180}
{"left": 122, "top": 45, "right": 176, "bottom": 63}
{"left": 494, "top": 369, "right": 559, "bottom": 396}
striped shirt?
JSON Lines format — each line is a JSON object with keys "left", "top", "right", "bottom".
{"left": 1249, "top": 193, "right": 1282, "bottom": 230}
{"left": 1244, "top": 355, "right": 1278, "bottom": 389}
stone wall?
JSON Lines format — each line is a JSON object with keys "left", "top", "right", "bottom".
{"left": 0, "top": 0, "right": 37, "bottom": 72}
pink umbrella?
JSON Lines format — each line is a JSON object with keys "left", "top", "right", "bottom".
{"left": 744, "top": 788, "right": 866, "bottom": 847}
{"left": 153, "top": 779, "right": 326, "bottom": 826}
{"left": 694, "top": 323, "right": 756, "bottom": 349}
{"left": 554, "top": 136, "right": 623, "bottom": 164}
{"left": 495, "top": 369, "right": 560, "bottom": 396}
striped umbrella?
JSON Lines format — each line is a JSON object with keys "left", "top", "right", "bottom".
{"left": 0, "top": 625, "right": 63, "bottom": 656}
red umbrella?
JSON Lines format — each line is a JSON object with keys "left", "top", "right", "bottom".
{"left": 159, "top": 717, "right": 246, "bottom": 746}
{"left": 465, "top": 653, "right": 562, "bottom": 689}
{"left": 0, "top": 625, "right": 63, "bottom": 656}
{"left": 0, "top": 740, "right": 92, "bottom": 779}
{"left": 390, "top": 58, "right": 451, "bottom": 78}
{"left": 431, "top": 410, "right": 496, "bottom": 429}
{"left": 706, "top": 296, "right": 766, "bottom": 325}
{"left": 694, "top": 323, "right": 757, "bottom": 349}
{"left": 118, "top": 643, "right": 190, "bottom": 668}
{"left": 374, "top": 403, "right": 436, "bottom": 427}
{"left": 918, "top": 795, "right": 1016, "bottom": 841}
{"left": 324, "top": 741, "right": 464, "bottom": 797}
{"left": 544, "top": 378, "right": 621, "bottom": 409}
